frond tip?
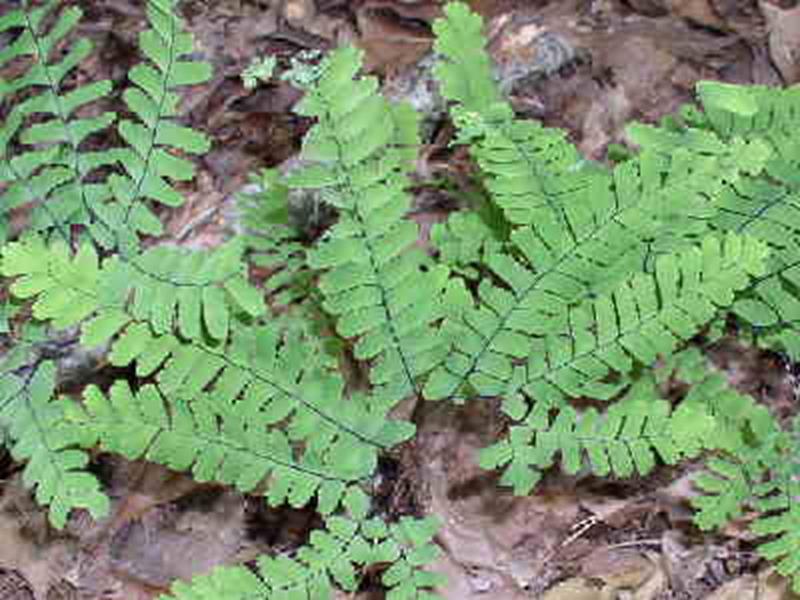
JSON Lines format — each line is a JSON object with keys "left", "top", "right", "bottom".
{"left": 163, "top": 514, "right": 444, "bottom": 599}
{"left": 0, "top": 362, "right": 109, "bottom": 528}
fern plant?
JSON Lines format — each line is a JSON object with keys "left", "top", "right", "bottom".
{"left": 1, "top": 0, "right": 800, "bottom": 597}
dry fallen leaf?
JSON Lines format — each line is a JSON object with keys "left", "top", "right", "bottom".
{"left": 0, "top": 569, "right": 35, "bottom": 600}
{"left": 667, "top": 0, "right": 727, "bottom": 29}
{"left": 355, "top": 1, "right": 440, "bottom": 73}
{"left": 704, "top": 568, "right": 800, "bottom": 600}
{"left": 760, "top": 0, "right": 800, "bottom": 83}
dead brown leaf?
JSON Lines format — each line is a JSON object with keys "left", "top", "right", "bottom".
{"left": 667, "top": 0, "right": 728, "bottom": 29}
{"left": 760, "top": 0, "right": 800, "bottom": 83}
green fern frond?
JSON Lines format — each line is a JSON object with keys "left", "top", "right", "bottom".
{"left": 165, "top": 513, "right": 443, "bottom": 600}
{"left": 5, "top": 1, "right": 800, "bottom": 594}
{"left": 426, "top": 229, "right": 767, "bottom": 408}
{"left": 681, "top": 369, "right": 777, "bottom": 454}
{"left": 630, "top": 81, "right": 800, "bottom": 358}
{"left": 691, "top": 429, "right": 800, "bottom": 591}
{"left": 125, "top": 240, "right": 263, "bottom": 341}
{"left": 161, "top": 565, "right": 265, "bottom": 600}
{"left": 65, "top": 374, "right": 366, "bottom": 512}
{"left": 0, "top": 0, "right": 116, "bottom": 243}
{"left": 691, "top": 455, "right": 760, "bottom": 531}
{"left": 430, "top": 208, "right": 506, "bottom": 277}
{"left": 431, "top": 4, "right": 750, "bottom": 280}
{"left": 519, "top": 233, "right": 768, "bottom": 404}
{"left": 74, "top": 378, "right": 325, "bottom": 498}
{"left": 284, "top": 45, "right": 451, "bottom": 407}
{"left": 750, "top": 430, "right": 800, "bottom": 592}
{"left": 0, "top": 323, "right": 41, "bottom": 376}
{"left": 1, "top": 235, "right": 102, "bottom": 329}
{"left": 689, "top": 81, "right": 800, "bottom": 140}
{"left": 1, "top": 234, "right": 264, "bottom": 343}
{"left": 664, "top": 351, "right": 779, "bottom": 529}
{"left": 423, "top": 4, "right": 771, "bottom": 409}
{"left": 435, "top": 14, "right": 591, "bottom": 230}
{"left": 673, "top": 354, "right": 800, "bottom": 590}
{"left": 712, "top": 172, "right": 800, "bottom": 353}
{"left": 696, "top": 81, "right": 760, "bottom": 117}
{"left": 66, "top": 318, "right": 415, "bottom": 506}
{"left": 479, "top": 379, "right": 715, "bottom": 495}
{"left": 1, "top": 231, "right": 416, "bottom": 523}
{"left": 0, "top": 361, "right": 109, "bottom": 527}
{"left": 419, "top": 150, "right": 727, "bottom": 401}
{"left": 104, "top": 0, "right": 211, "bottom": 252}
{"left": 236, "top": 168, "right": 317, "bottom": 308}
{"left": 0, "top": 0, "right": 210, "bottom": 253}
{"left": 430, "top": 2, "right": 501, "bottom": 117}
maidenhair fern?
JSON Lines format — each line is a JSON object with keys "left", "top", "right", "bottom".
{"left": 0, "top": 0, "right": 210, "bottom": 254}
{"left": 284, "top": 45, "right": 454, "bottom": 409}
{"left": 2, "top": 0, "right": 800, "bottom": 597}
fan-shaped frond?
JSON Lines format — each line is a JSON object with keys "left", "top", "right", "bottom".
{"left": 424, "top": 5, "right": 772, "bottom": 411}
{"left": 431, "top": 5, "right": 770, "bottom": 285}
{"left": 420, "top": 149, "right": 737, "bottom": 400}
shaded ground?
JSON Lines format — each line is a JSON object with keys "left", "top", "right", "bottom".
{"left": 2, "top": 0, "right": 800, "bottom": 598}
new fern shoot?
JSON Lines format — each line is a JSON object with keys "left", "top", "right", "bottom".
{"left": 1, "top": 0, "right": 799, "bottom": 598}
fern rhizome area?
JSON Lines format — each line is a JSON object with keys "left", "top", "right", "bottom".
{"left": 1, "top": 0, "right": 799, "bottom": 597}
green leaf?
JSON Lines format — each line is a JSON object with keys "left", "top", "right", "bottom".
{"left": 202, "top": 285, "right": 229, "bottom": 340}
{"left": 696, "top": 81, "right": 758, "bottom": 117}
{"left": 154, "top": 121, "right": 210, "bottom": 154}
{"left": 343, "top": 486, "right": 370, "bottom": 521}
{"left": 168, "top": 61, "right": 213, "bottom": 87}
{"left": 223, "top": 275, "right": 265, "bottom": 317}
{"left": 734, "top": 298, "right": 779, "bottom": 327}
{"left": 81, "top": 309, "right": 131, "bottom": 347}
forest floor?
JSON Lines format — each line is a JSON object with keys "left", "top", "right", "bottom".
{"left": 2, "top": 0, "right": 800, "bottom": 599}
